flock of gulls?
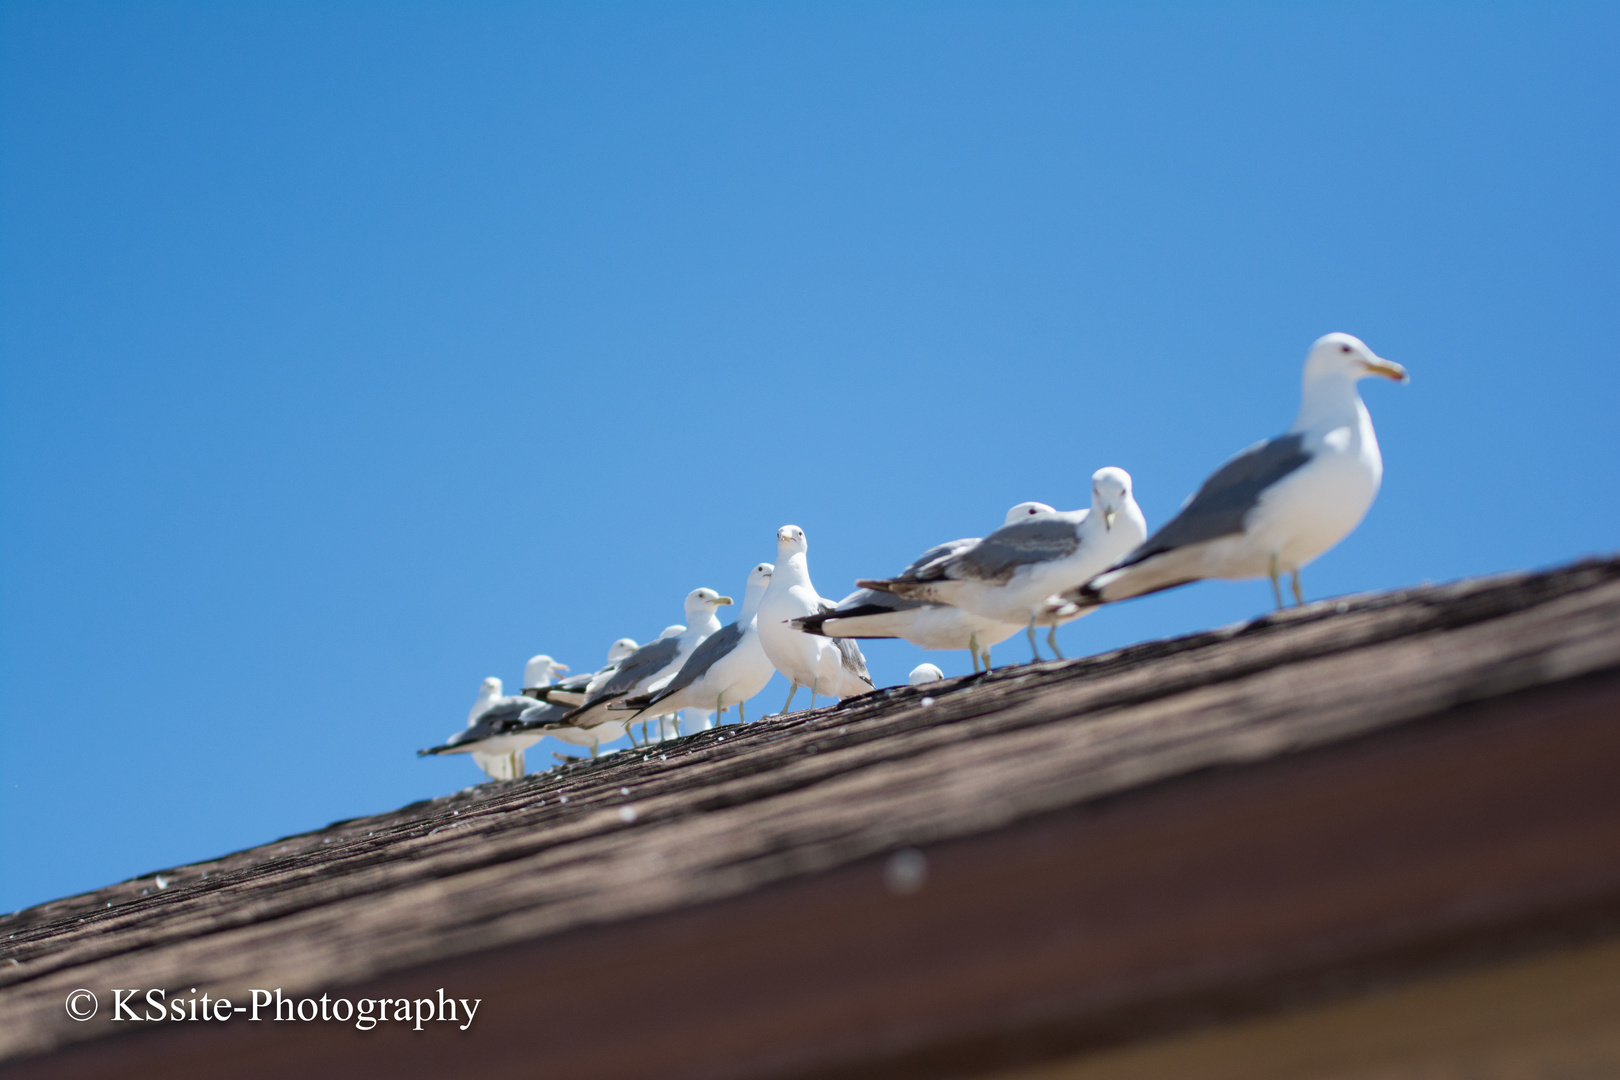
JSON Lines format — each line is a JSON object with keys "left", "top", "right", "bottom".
{"left": 421, "top": 333, "right": 1409, "bottom": 780}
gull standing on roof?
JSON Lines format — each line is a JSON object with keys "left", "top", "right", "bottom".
{"left": 417, "top": 677, "right": 543, "bottom": 781}
{"left": 563, "top": 589, "right": 733, "bottom": 731}
{"left": 1047, "top": 333, "right": 1408, "bottom": 618}
{"left": 858, "top": 470, "right": 1145, "bottom": 662}
{"left": 620, "top": 562, "right": 777, "bottom": 725}
{"left": 520, "top": 639, "right": 639, "bottom": 758}
{"left": 796, "top": 502, "right": 1056, "bottom": 671}
{"left": 758, "top": 526, "right": 875, "bottom": 712}
{"left": 527, "top": 639, "right": 636, "bottom": 706}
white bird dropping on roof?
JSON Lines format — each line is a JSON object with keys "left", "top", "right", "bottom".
{"left": 417, "top": 677, "right": 544, "bottom": 781}
{"left": 796, "top": 502, "right": 1057, "bottom": 671}
{"left": 619, "top": 562, "right": 777, "bottom": 725}
{"left": 1048, "top": 333, "right": 1408, "bottom": 617}
{"left": 859, "top": 470, "right": 1145, "bottom": 662}
{"left": 908, "top": 663, "right": 944, "bottom": 685}
{"left": 563, "top": 589, "right": 733, "bottom": 730}
{"left": 758, "top": 526, "right": 875, "bottom": 712}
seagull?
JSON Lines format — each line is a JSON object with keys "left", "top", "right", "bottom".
{"left": 1047, "top": 333, "right": 1408, "bottom": 617}
{"left": 908, "top": 663, "right": 944, "bottom": 685}
{"left": 858, "top": 469, "right": 1145, "bottom": 661}
{"left": 417, "top": 677, "right": 543, "bottom": 780}
{"left": 757, "top": 526, "right": 875, "bottom": 712}
{"left": 520, "top": 655, "right": 569, "bottom": 694}
{"left": 526, "top": 639, "right": 637, "bottom": 707}
{"left": 619, "top": 562, "right": 777, "bottom": 725}
{"left": 795, "top": 502, "right": 1056, "bottom": 671}
{"left": 562, "top": 588, "right": 733, "bottom": 730}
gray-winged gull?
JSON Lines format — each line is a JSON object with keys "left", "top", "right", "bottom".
{"left": 1047, "top": 333, "right": 1408, "bottom": 617}
{"left": 757, "top": 526, "right": 875, "bottom": 712}
{"left": 859, "top": 469, "right": 1145, "bottom": 661}
{"left": 527, "top": 639, "right": 637, "bottom": 707}
{"left": 418, "top": 677, "right": 544, "bottom": 780}
{"left": 562, "top": 588, "right": 732, "bottom": 731}
{"left": 795, "top": 502, "right": 1055, "bottom": 671}
{"left": 619, "top": 562, "right": 777, "bottom": 725}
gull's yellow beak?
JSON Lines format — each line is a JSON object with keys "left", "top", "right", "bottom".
{"left": 715, "top": 596, "right": 734, "bottom": 606}
{"left": 1363, "top": 356, "right": 1410, "bottom": 383}
{"left": 552, "top": 663, "right": 569, "bottom": 672}
{"left": 1103, "top": 508, "right": 1117, "bottom": 531}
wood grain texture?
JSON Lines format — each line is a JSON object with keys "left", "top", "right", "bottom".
{"left": 4, "top": 557, "right": 1620, "bottom": 1076}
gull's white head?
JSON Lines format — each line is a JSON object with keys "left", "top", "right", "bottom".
{"left": 908, "top": 663, "right": 945, "bottom": 686}
{"left": 1090, "top": 467, "right": 1133, "bottom": 531}
{"left": 747, "top": 562, "right": 774, "bottom": 588}
{"left": 685, "top": 587, "right": 733, "bottom": 619}
{"left": 1305, "top": 332, "right": 1409, "bottom": 385}
{"left": 1004, "top": 501, "right": 1056, "bottom": 525}
{"left": 522, "top": 654, "right": 568, "bottom": 688}
{"left": 776, "top": 525, "right": 807, "bottom": 554}
{"left": 607, "top": 638, "right": 639, "bottom": 662}
{"left": 478, "top": 676, "right": 503, "bottom": 697}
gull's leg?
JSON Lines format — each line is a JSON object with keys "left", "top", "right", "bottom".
{"left": 1027, "top": 618, "right": 1041, "bottom": 662}
{"left": 1047, "top": 624, "right": 1064, "bottom": 660}
{"left": 1269, "top": 554, "right": 1284, "bottom": 611}
{"left": 969, "top": 632, "right": 982, "bottom": 673}
{"left": 1291, "top": 569, "right": 1305, "bottom": 607}
{"left": 982, "top": 644, "right": 992, "bottom": 670}
{"left": 716, "top": 694, "right": 725, "bottom": 723}
{"left": 672, "top": 714, "right": 683, "bottom": 738}
{"left": 782, "top": 683, "right": 798, "bottom": 713}
{"left": 739, "top": 701, "right": 747, "bottom": 725}
{"left": 513, "top": 751, "right": 525, "bottom": 779}
{"left": 589, "top": 744, "right": 598, "bottom": 760}
{"left": 810, "top": 678, "right": 819, "bottom": 709}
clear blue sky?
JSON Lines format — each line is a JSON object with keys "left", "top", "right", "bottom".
{"left": 2, "top": 3, "right": 1616, "bottom": 914}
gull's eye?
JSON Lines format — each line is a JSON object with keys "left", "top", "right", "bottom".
{"left": 1340, "top": 344, "right": 1352, "bottom": 353}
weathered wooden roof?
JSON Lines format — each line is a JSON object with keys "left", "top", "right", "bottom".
{"left": 5, "top": 555, "right": 1620, "bottom": 1078}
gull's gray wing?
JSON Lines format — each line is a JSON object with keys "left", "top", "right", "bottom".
{"left": 419, "top": 697, "right": 535, "bottom": 754}
{"left": 524, "top": 670, "right": 594, "bottom": 700}
{"left": 898, "top": 538, "right": 977, "bottom": 577}
{"left": 632, "top": 622, "right": 745, "bottom": 709}
{"left": 571, "top": 636, "right": 683, "bottom": 716}
{"left": 1112, "top": 433, "right": 1310, "bottom": 570}
{"left": 794, "top": 588, "right": 927, "bottom": 635}
{"left": 946, "top": 517, "right": 1082, "bottom": 584}
{"left": 836, "top": 637, "right": 873, "bottom": 685}
{"left": 513, "top": 700, "right": 573, "bottom": 731}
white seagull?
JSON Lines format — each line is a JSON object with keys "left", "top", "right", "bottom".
{"left": 795, "top": 502, "right": 1056, "bottom": 671}
{"left": 520, "top": 655, "right": 569, "bottom": 694}
{"left": 562, "top": 588, "right": 733, "bottom": 729}
{"left": 757, "top": 525, "right": 875, "bottom": 712}
{"left": 908, "top": 663, "right": 944, "bottom": 686}
{"left": 619, "top": 562, "right": 777, "bottom": 725}
{"left": 417, "top": 677, "right": 544, "bottom": 781}
{"left": 1048, "top": 333, "right": 1408, "bottom": 617}
{"left": 526, "top": 639, "right": 637, "bottom": 707}
{"left": 859, "top": 469, "right": 1146, "bottom": 661}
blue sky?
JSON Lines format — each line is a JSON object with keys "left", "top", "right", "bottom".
{"left": 2, "top": 2, "right": 1615, "bottom": 914}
